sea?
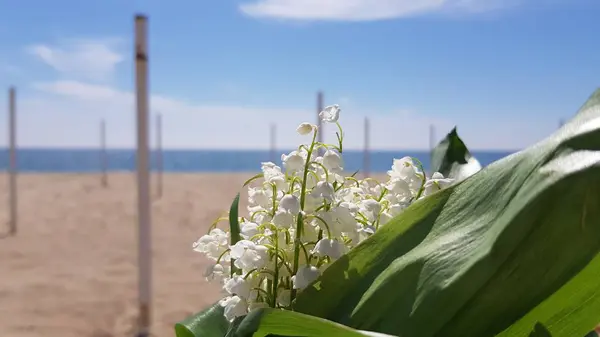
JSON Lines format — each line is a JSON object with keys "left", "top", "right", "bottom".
{"left": 0, "top": 148, "right": 515, "bottom": 173}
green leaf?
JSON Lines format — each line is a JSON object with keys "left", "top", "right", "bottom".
{"left": 229, "top": 193, "right": 241, "bottom": 245}
{"left": 430, "top": 126, "right": 481, "bottom": 181}
{"left": 175, "top": 302, "right": 230, "bottom": 337}
{"left": 527, "top": 323, "right": 553, "bottom": 337}
{"left": 294, "top": 88, "right": 600, "bottom": 337}
{"left": 235, "top": 308, "right": 398, "bottom": 337}
{"left": 229, "top": 193, "right": 241, "bottom": 277}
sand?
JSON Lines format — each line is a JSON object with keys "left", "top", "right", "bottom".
{"left": 0, "top": 173, "right": 255, "bottom": 337}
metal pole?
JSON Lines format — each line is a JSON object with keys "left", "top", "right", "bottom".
{"left": 8, "top": 87, "right": 17, "bottom": 236}
{"left": 156, "top": 113, "right": 163, "bottom": 199}
{"left": 363, "top": 117, "right": 370, "bottom": 178}
{"left": 101, "top": 119, "right": 108, "bottom": 188}
{"left": 316, "top": 91, "right": 324, "bottom": 155}
{"left": 269, "top": 123, "right": 276, "bottom": 163}
{"left": 135, "top": 14, "right": 152, "bottom": 337}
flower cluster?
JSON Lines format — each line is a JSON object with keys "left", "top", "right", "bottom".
{"left": 193, "top": 104, "right": 454, "bottom": 322}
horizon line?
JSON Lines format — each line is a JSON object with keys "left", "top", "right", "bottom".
{"left": 0, "top": 146, "right": 520, "bottom": 153}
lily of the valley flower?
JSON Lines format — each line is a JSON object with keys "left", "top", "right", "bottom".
{"left": 279, "top": 194, "right": 301, "bottom": 215}
{"left": 312, "top": 238, "right": 347, "bottom": 260}
{"left": 282, "top": 150, "right": 305, "bottom": 173}
{"left": 322, "top": 150, "right": 344, "bottom": 174}
{"left": 319, "top": 104, "right": 340, "bottom": 123}
{"left": 292, "top": 265, "right": 321, "bottom": 290}
{"left": 359, "top": 199, "right": 382, "bottom": 223}
{"left": 296, "top": 122, "right": 315, "bottom": 135}
{"left": 311, "top": 181, "right": 335, "bottom": 201}
{"left": 230, "top": 240, "right": 270, "bottom": 273}
{"left": 224, "top": 275, "right": 252, "bottom": 299}
{"left": 422, "top": 172, "right": 454, "bottom": 197}
{"left": 261, "top": 162, "right": 288, "bottom": 190}
{"left": 193, "top": 228, "right": 229, "bottom": 261}
{"left": 240, "top": 221, "right": 259, "bottom": 239}
{"left": 204, "top": 263, "right": 228, "bottom": 282}
{"left": 219, "top": 296, "right": 248, "bottom": 322}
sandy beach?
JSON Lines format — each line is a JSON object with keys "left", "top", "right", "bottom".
{"left": 0, "top": 173, "right": 256, "bottom": 337}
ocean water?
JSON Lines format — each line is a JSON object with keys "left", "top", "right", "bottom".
{"left": 0, "top": 148, "right": 515, "bottom": 173}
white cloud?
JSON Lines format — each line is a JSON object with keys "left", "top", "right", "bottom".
{"left": 1, "top": 80, "right": 462, "bottom": 150}
{"left": 27, "top": 38, "right": 124, "bottom": 82}
{"left": 0, "top": 79, "right": 557, "bottom": 151}
{"left": 239, "top": 0, "right": 518, "bottom": 21}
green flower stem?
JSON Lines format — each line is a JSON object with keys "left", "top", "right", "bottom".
{"left": 306, "top": 214, "right": 332, "bottom": 238}
{"left": 216, "top": 248, "right": 231, "bottom": 265}
{"left": 272, "top": 228, "right": 279, "bottom": 308}
{"left": 207, "top": 215, "right": 229, "bottom": 233}
{"left": 290, "top": 127, "right": 319, "bottom": 306}
{"left": 335, "top": 122, "right": 344, "bottom": 153}
{"left": 310, "top": 161, "right": 329, "bottom": 182}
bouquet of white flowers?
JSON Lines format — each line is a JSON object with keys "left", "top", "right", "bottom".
{"left": 193, "top": 104, "right": 454, "bottom": 322}
{"left": 177, "top": 89, "right": 600, "bottom": 337}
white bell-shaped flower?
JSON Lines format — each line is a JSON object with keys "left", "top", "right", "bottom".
{"left": 312, "top": 181, "right": 335, "bottom": 201}
{"left": 277, "top": 289, "right": 291, "bottom": 307}
{"left": 279, "top": 194, "right": 300, "bottom": 214}
{"left": 224, "top": 275, "right": 252, "bottom": 299}
{"left": 292, "top": 265, "right": 321, "bottom": 290}
{"left": 204, "top": 263, "right": 227, "bottom": 283}
{"left": 422, "top": 172, "right": 454, "bottom": 197}
{"left": 219, "top": 296, "right": 248, "bottom": 322}
{"left": 272, "top": 210, "right": 295, "bottom": 228}
{"left": 193, "top": 228, "right": 230, "bottom": 261}
{"left": 261, "top": 162, "right": 288, "bottom": 190}
{"left": 296, "top": 122, "right": 315, "bottom": 135}
{"left": 312, "top": 238, "right": 347, "bottom": 260}
{"left": 323, "top": 150, "right": 343, "bottom": 173}
{"left": 282, "top": 150, "right": 305, "bottom": 174}
{"left": 319, "top": 104, "right": 340, "bottom": 123}
{"left": 240, "top": 221, "right": 259, "bottom": 240}
{"left": 230, "top": 240, "right": 270, "bottom": 273}
{"left": 248, "top": 187, "right": 271, "bottom": 209}
{"left": 359, "top": 199, "right": 382, "bottom": 223}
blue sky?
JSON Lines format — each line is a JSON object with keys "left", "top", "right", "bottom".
{"left": 0, "top": 0, "right": 599, "bottom": 150}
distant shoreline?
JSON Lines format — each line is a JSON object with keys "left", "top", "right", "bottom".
{"left": 0, "top": 147, "right": 520, "bottom": 153}
{"left": 0, "top": 148, "right": 516, "bottom": 173}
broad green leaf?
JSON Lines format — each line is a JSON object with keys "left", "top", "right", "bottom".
{"left": 294, "top": 88, "right": 600, "bottom": 337}
{"left": 235, "top": 308, "right": 397, "bottom": 337}
{"left": 175, "top": 302, "right": 230, "bottom": 337}
{"left": 430, "top": 127, "right": 481, "bottom": 181}
{"left": 225, "top": 317, "right": 244, "bottom": 337}
{"left": 527, "top": 323, "right": 553, "bottom": 337}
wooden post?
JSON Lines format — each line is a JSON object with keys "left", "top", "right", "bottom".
{"left": 269, "top": 123, "right": 276, "bottom": 163}
{"left": 429, "top": 124, "right": 435, "bottom": 150}
{"left": 316, "top": 91, "right": 324, "bottom": 156}
{"left": 100, "top": 119, "right": 108, "bottom": 187}
{"left": 135, "top": 14, "right": 152, "bottom": 337}
{"left": 363, "top": 117, "right": 370, "bottom": 178}
{"left": 156, "top": 113, "right": 163, "bottom": 198}
{"left": 429, "top": 124, "right": 435, "bottom": 175}
{"left": 8, "top": 87, "right": 17, "bottom": 236}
